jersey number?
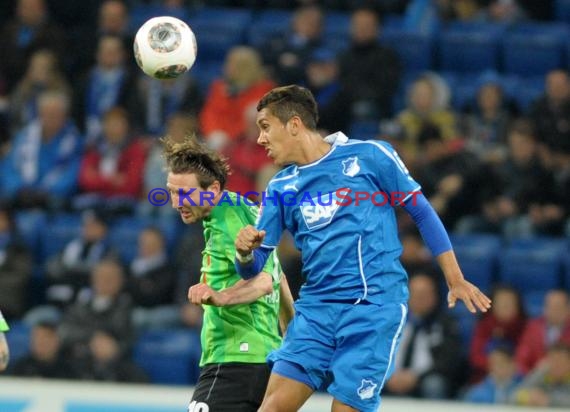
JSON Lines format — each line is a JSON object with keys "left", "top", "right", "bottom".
{"left": 188, "top": 401, "right": 209, "bottom": 412}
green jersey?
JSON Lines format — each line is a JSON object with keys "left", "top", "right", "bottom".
{"left": 199, "top": 191, "right": 282, "bottom": 366}
{"left": 0, "top": 310, "right": 8, "bottom": 332}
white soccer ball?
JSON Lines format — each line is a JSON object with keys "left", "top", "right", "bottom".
{"left": 133, "top": 16, "right": 197, "bottom": 80}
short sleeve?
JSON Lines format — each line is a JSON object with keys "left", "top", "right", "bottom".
{"left": 256, "top": 185, "right": 285, "bottom": 249}
{"left": 370, "top": 141, "right": 422, "bottom": 205}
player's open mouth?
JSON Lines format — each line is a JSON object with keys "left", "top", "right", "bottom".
{"left": 181, "top": 210, "right": 193, "bottom": 218}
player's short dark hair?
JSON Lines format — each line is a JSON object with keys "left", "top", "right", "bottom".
{"left": 162, "top": 134, "right": 231, "bottom": 190}
{"left": 257, "top": 85, "right": 319, "bottom": 130}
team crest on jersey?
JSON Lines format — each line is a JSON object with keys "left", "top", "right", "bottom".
{"left": 357, "top": 379, "right": 377, "bottom": 400}
{"left": 342, "top": 156, "right": 360, "bottom": 177}
{"left": 299, "top": 192, "right": 341, "bottom": 230}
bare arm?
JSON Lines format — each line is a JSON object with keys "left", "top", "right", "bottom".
{"left": 437, "top": 250, "right": 491, "bottom": 314}
{"left": 278, "top": 273, "right": 295, "bottom": 335}
{"left": 188, "top": 272, "right": 273, "bottom": 307}
{"left": 0, "top": 333, "right": 9, "bottom": 372}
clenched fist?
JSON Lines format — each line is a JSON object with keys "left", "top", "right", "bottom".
{"left": 188, "top": 283, "right": 228, "bottom": 307}
{"left": 235, "top": 225, "right": 266, "bottom": 257}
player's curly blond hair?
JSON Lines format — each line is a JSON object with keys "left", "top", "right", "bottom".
{"left": 162, "top": 134, "right": 231, "bottom": 190}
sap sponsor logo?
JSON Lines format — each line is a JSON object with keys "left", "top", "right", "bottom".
{"left": 299, "top": 192, "right": 341, "bottom": 230}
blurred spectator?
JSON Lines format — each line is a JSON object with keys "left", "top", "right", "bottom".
{"left": 463, "top": 345, "right": 522, "bottom": 404}
{"left": 140, "top": 112, "right": 198, "bottom": 218}
{"left": 456, "top": 119, "right": 550, "bottom": 235}
{"left": 199, "top": 46, "right": 275, "bottom": 150}
{"left": 304, "top": 48, "right": 351, "bottom": 134}
{"left": 223, "top": 104, "right": 275, "bottom": 198}
{"left": 516, "top": 290, "right": 570, "bottom": 375}
{"left": 338, "top": 7, "right": 402, "bottom": 120}
{"left": 128, "top": 227, "right": 178, "bottom": 330}
{"left": 71, "top": 0, "right": 133, "bottom": 75}
{"left": 73, "top": 34, "right": 138, "bottom": 142}
{"left": 73, "top": 329, "right": 148, "bottom": 383}
{"left": 469, "top": 286, "right": 527, "bottom": 382}
{"left": 529, "top": 70, "right": 570, "bottom": 154}
{"left": 399, "top": 230, "right": 435, "bottom": 275}
{"left": 0, "top": 204, "right": 32, "bottom": 319}
{"left": 10, "top": 321, "right": 75, "bottom": 379}
{"left": 386, "top": 273, "right": 464, "bottom": 399}
{"left": 462, "top": 78, "right": 512, "bottom": 163}
{"left": 135, "top": 71, "right": 202, "bottom": 136}
{"left": 0, "top": 0, "right": 67, "bottom": 92}
{"left": 397, "top": 73, "right": 458, "bottom": 161}
{"left": 9, "top": 49, "right": 71, "bottom": 133}
{"left": 44, "top": 209, "right": 114, "bottom": 310}
{"left": 59, "top": 259, "right": 133, "bottom": 361}
{"left": 0, "top": 90, "right": 83, "bottom": 208}
{"left": 511, "top": 343, "right": 570, "bottom": 408}
{"left": 447, "top": 0, "right": 487, "bottom": 21}
{"left": 414, "top": 123, "right": 486, "bottom": 229}
{"left": 260, "top": 4, "right": 323, "bottom": 85}
{"left": 483, "top": 0, "right": 527, "bottom": 23}
{"left": 78, "top": 107, "right": 148, "bottom": 208}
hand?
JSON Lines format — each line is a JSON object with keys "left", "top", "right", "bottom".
{"left": 188, "top": 283, "right": 228, "bottom": 307}
{"left": 448, "top": 279, "right": 492, "bottom": 314}
{"left": 235, "top": 225, "right": 266, "bottom": 257}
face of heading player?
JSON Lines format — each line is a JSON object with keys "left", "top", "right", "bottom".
{"left": 256, "top": 108, "right": 299, "bottom": 166}
{"left": 167, "top": 172, "right": 219, "bottom": 224}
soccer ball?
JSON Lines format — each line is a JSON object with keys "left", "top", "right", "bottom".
{"left": 133, "top": 16, "right": 197, "bottom": 80}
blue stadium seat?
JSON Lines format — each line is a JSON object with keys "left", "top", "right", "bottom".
{"left": 511, "top": 76, "right": 544, "bottom": 113}
{"left": 498, "top": 238, "right": 565, "bottom": 296}
{"left": 450, "top": 74, "right": 480, "bottom": 111}
{"left": 39, "top": 213, "right": 83, "bottom": 263}
{"left": 523, "top": 290, "right": 547, "bottom": 318}
{"left": 555, "top": 0, "right": 570, "bottom": 23}
{"left": 14, "top": 210, "right": 47, "bottom": 263}
{"left": 191, "top": 59, "right": 223, "bottom": 95}
{"left": 502, "top": 23, "right": 569, "bottom": 76}
{"left": 439, "top": 23, "right": 504, "bottom": 73}
{"left": 563, "top": 253, "right": 570, "bottom": 290}
{"left": 128, "top": 5, "right": 190, "bottom": 34}
{"left": 4, "top": 321, "right": 31, "bottom": 363}
{"left": 449, "top": 234, "right": 502, "bottom": 293}
{"left": 324, "top": 11, "right": 350, "bottom": 52}
{"left": 349, "top": 120, "right": 380, "bottom": 141}
{"left": 247, "top": 9, "right": 292, "bottom": 48}
{"left": 381, "top": 29, "right": 433, "bottom": 73}
{"left": 133, "top": 329, "right": 201, "bottom": 385}
{"left": 188, "top": 8, "right": 253, "bottom": 61}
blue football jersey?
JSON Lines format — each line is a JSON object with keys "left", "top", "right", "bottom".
{"left": 256, "top": 133, "right": 422, "bottom": 304}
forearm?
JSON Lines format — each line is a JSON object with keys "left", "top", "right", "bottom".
{"left": 278, "top": 273, "right": 295, "bottom": 334}
{"left": 437, "top": 250, "right": 465, "bottom": 288}
{"left": 217, "top": 273, "right": 273, "bottom": 306}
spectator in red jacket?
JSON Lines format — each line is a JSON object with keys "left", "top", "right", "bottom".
{"left": 199, "top": 46, "right": 275, "bottom": 151}
{"left": 516, "top": 289, "right": 570, "bottom": 375}
{"left": 469, "top": 286, "right": 527, "bottom": 382}
{"left": 78, "top": 106, "right": 147, "bottom": 203}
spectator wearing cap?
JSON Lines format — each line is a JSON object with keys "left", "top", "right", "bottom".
{"left": 304, "top": 48, "right": 351, "bottom": 135}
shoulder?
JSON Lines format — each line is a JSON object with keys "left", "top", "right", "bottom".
{"left": 340, "top": 139, "right": 398, "bottom": 161}
{"left": 266, "top": 166, "right": 298, "bottom": 191}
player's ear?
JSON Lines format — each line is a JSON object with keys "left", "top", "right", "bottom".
{"left": 287, "top": 116, "right": 301, "bottom": 137}
{"left": 209, "top": 180, "right": 221, "bottom": 196}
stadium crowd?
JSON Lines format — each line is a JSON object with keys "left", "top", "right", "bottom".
{"left": 0, "top": 0, "right": 569, "bottom": 408}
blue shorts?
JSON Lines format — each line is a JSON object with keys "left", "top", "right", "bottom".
{"left": 268, "top": 300, "right": 407, "bottom": 412}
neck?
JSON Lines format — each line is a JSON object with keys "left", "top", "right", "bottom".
{"left": 295, "top": 132, "right": 331, "bottom": 165}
